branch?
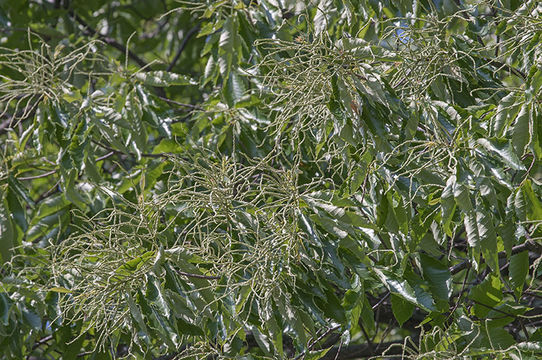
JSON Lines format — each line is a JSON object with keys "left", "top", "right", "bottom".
{"left": 450, "top": 240, "right": 542, "bottom": 275}
{"left": 486, "top": 59, "right": 527, "bottom": 81}
{"left": 31, "top": 335, "right": 53, "bottom": 350}
{"left": 18, "top": 169, "right": 57, "bottom": 181}
{"left": 294, "top": 325, "right": 341, "bottom": 360}
{"left": 446, "top": 5, "right": 526, "bottom": 81}
{"left": 35, "top": 181, "right": 60, "bottom": 204}
{"left": 471, "top": 299, "right": 531, "bottom": 338}
{"left": 70, "top": 11, "right": 148, "bottom": 68}
{"left": 0, "top": 118, "right": 11, "bottom": 135}
{"left": 157, "top": 96, "right": 204, "bottom": 111}
{"left": 153, "top": 354, "right": 176, "bottom": 360}
{"left": 449, "top": 266, "right": 470, "bottom": 315}
{"left": 167, "top": 24, "right": 200, "bottom": 72}
{"left": 0, "top": 99, "right": 41, "bottom": 136}
{"left": 91, "top": 140, "right": 172, "bottom": 159}
{"left": 96, "top": 151, "right": 115, "bottom": 162}
{"left": 371, "top": 291, "right": 390, "bottom": 310}
{"left": 320, "top": 341, "right": 407, "bottom": 360}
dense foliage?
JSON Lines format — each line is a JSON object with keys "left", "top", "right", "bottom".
{"left": 1, "top": 0, "right": 542, "bottom": 359}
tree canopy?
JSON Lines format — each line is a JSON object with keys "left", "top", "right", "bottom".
{"left": 1, "top": 0, "right": 542, "bottom": 359}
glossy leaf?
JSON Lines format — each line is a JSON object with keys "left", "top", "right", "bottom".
{"left": 134, "top": 71, "right": 197, "bottom": 87}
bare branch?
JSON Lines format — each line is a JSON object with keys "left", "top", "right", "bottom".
{"left": 450, "top": 240, "right": 542, "bottom": 275}
{"left": 167, "top": 24, "right": 200, "bottom": 72}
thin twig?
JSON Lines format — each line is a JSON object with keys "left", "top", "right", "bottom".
{"left": 91, "top": 140, "right": 172, "bottom": 159}
{"left": 18, "top": 169, "right": 57, "bottom": 181}
{"left": 294, "top": 324, "right": 341, "bottom": 360}
{"left": 485, "top": 59, "right": 527, "bottom": 81}
{"left": 70, "top": 11, "right": 147, "bottom": 68}
{"left": 157, "top": 96, "right": 204, "bottom": 110}
{"left": 320, "top": 341, "right": 405, "bottom": 360}
{"left": 450, "top": 240, "right": 542, "bottom": 275}
{"left": 68, "top": 9, "right": 167, "bottom": 97}
{"left": 31, "top": 335, "right": 53, "bottom": 350}
{"left": 0, "top": 99, "right": 41, "bottom": 136}
{"left": 448, "top": 266, "right": 470, "bottom": 318}
{"left": 96, "top": 151, "right": 115, "bottom": 162}
{"left": 372, "top": 292, "right": 390, "bottom": 311}
{"left": 35, "top": 180, "right": 60, "bottom": 204}
{"left": 358, "top": 322, "right": 374, "bottom": 354}
{"left": 167, "top": 24, "right": 200, "bottom": 72}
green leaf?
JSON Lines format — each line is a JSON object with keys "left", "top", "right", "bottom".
{"left": 84, "top": 155, "right": 103, "bottom": 183}
{"left": 350, "top": 167, "right": 367, "bottom": 194}
{"left": 499, "top": 220, "right": 516, "bottom": 256}
{"left": 514, "top": 188, "right": 527, "bottom": 221}
{"left": 469, "top": 274, "right": 503, "bottom": 318}
{"left": 222, "top": 69, "right": 245, "bottom": 107}
{"left": 176, "top": 317, "right": 204, "bottom": 336}
{"left": 48, "top": 287, "right": 71, "bottom": 293}
{"left": 339, "top": 211, "right": 377, "bottom": 230}
{"left": 198, "top": 19, "right": 225, "bottom": 37}
{"left": 55, "top": 321, "right": 85, "bottom": 360}
{"left": 516, "top": 341, "right": 542, "bottom": 353}
{"left": 521, "top": 180, "right": 542, "bottom": 220}
{"left": 218, "top": 15, "right": 239, "bottom": 77}
{"left": 462, "top": 208, "right": 499, "bottom": 272}
{"left": 530, "top": 66, "right": 542, "bottom": 91}
{"left": 441, "top": 176, "right": 457, "bottom": 237}
{"left": 479, "top": 326, "right": 515, "bottom": 350}
{"left": 203, "top": 53, "right": 218, "bottom": 86}
{"left": 7, "top": 176, "right": 34, "bottom": 209}
{"left": 463, "top": 210, "right": 480, "bottom": 249}
{"left": 305, "top": 347, "right": 332, "bottom": 360}
{"left": 0, "top": 199, "right": 16, "bottom": 264}
{"left": 62, "top": 168, "right": 86, "bottom": 209}
{"left": 29, "top": 23, "right": 64, "bottom": 38}
{"left": 276, "top": 299, "right": 307, "bottom": 347}
{"left": 391, "top": 294, "right": 414, "bottom": 326}
{"left": 126, "top": 92, "right": 146, "bottom": 155}
{"left": 492, "top": 93, "right": 520, "bottom": 136}
{"left": 373, "top": 268, "right": 436, "bottom": 312}
{"left": 115, "top": 250, "right": 154, "bottom": 276}
{"left": 476, "top": 210, "right": 499, "bottom": 273}
{"left": 35, "top": 194, "right": 70, "bottom": 220}
{"left": 453, "top": 181, "right": 472, "bottom": 212}
{"left": 138, "top": 290, "right": 178, "bottom": 348}
{"left": 310, "top": 213, "right": 348, "bottom": 239}
{"left": 134, "top": 71, "right": 197, "bottom": 87}
{"left": 25, "top": 210, "right": 66, "bottom": 242}
{"left": 314, "top": 287, "right": 347, "bottom": 323}
{"left": 512, "top": 104, "right": 531, "bottom": 157}
{"left": 153, "top": 139, "right": 183, "bottom": 154}
{"left": 146, "top": 274, "right": 170, "bottom": 318}
{"left": 477, "top": 138, "right": 525, "bottom": 171}
{"left": 249, "top": 326, "right": 273, "bottom": 356}
{"left": 360, "top": 295, "right": 375, "bottom": 334}
{"left": 420, "top": 253, "right": 451, "bottom": 301}
{"left": 6, "top": 186, "right": 27, "bottom": 231}
{"left": 510, "top": 251, "right": 529, "bottom": 298}
{"left": 0, "top": 293, "right": 10, "bottom": 326}
{"left": 342, "top": 290, "right": 358, "bottom": 311}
